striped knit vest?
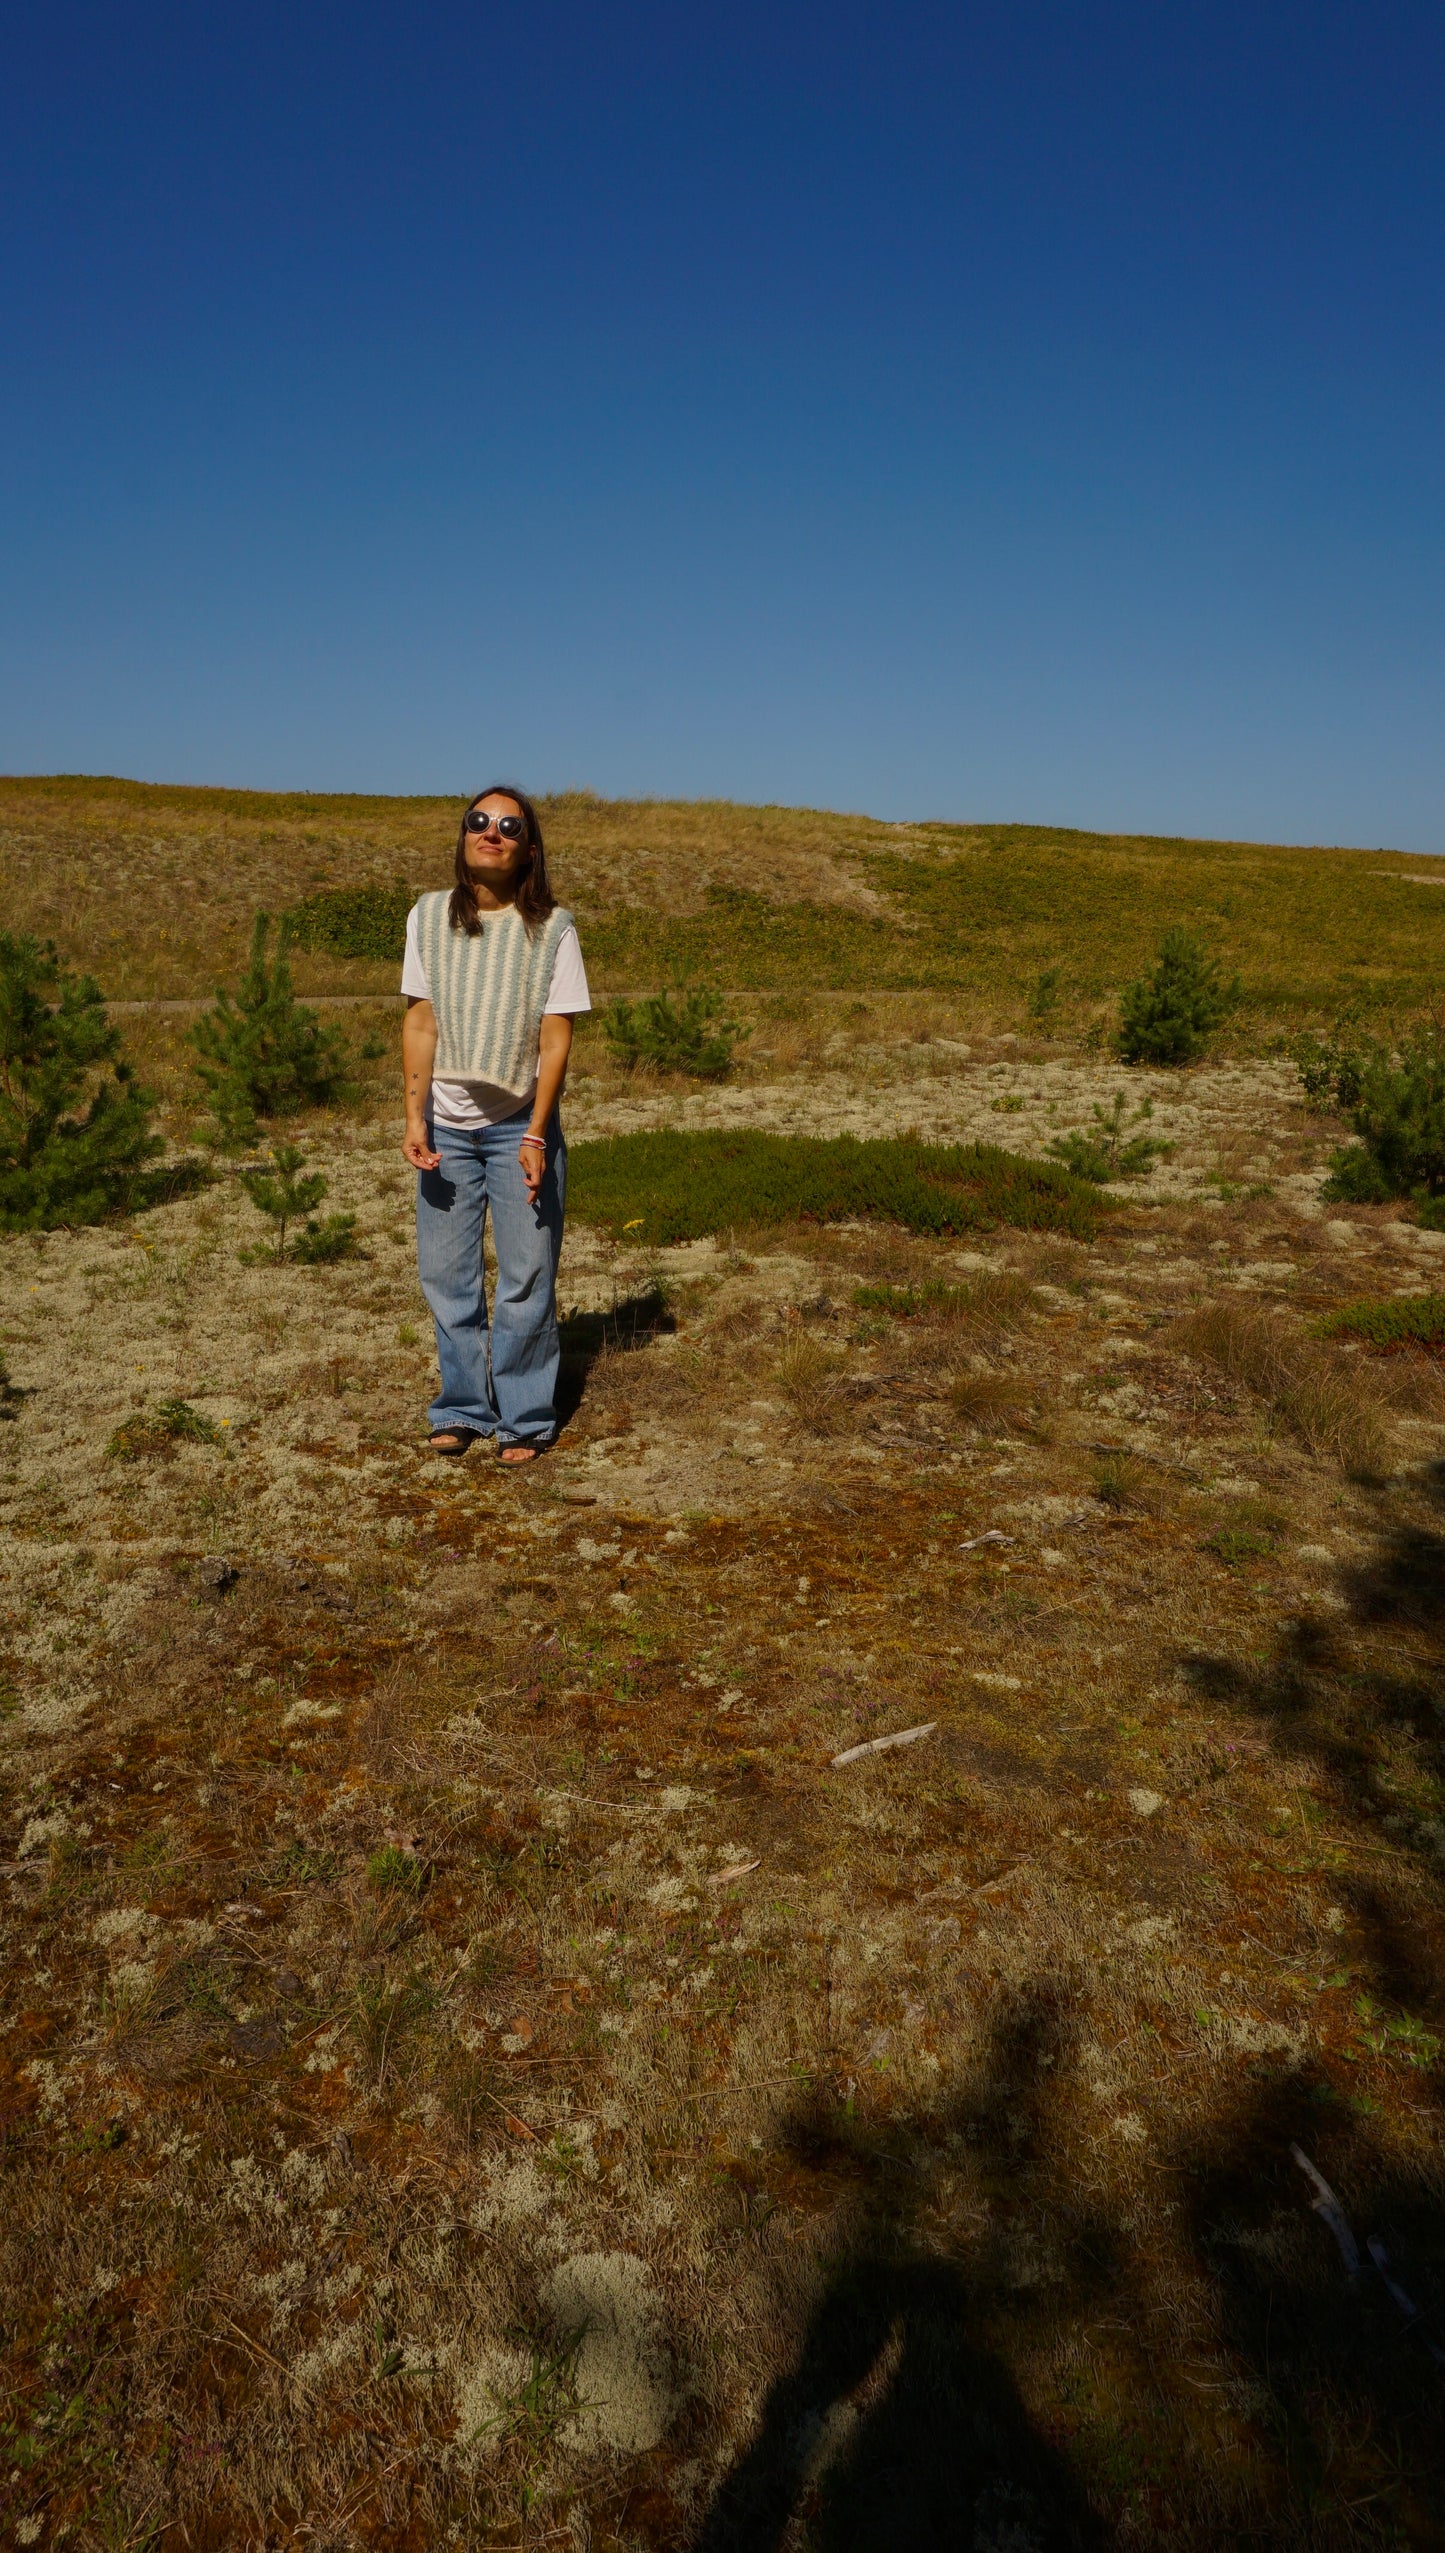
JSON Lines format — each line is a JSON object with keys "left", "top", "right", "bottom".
{"left": 413, "top": 894, "right": 574, "bottom": 1096}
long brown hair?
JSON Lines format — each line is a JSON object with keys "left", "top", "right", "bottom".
{"left": 448, "top": 785, "right": 555, "bottom": 937}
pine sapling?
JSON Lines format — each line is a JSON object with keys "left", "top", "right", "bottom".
{"left": 1028, "top": 967, "right": 1062, "bottom": 1029}
{"left": 1301, "top": 1013, "right": 1445, "bottom": 1215}
{"left": 239, "top": 1143, "right": 328, "bottom": 1260}
{"left": 292, "top": 1208, "right": 361, "bottom": 1263}
{"left": 238, "top": 1142, "right": 362, "bottom": 1263}
{"left": 1047, "top": 1091, "right": 1172, "bottom": 1183}
{"left": 107, "top": 1398, "right": 221, "bottom": 1461}
{"left": 0, "top": 932, "right": 162, "bottom": 1231}
{"left": 603, "top": 985, "right": 749, "bottom": 1081}
{"left": 1117, "top": 929, "right": 1240, "bottom": 1066}
{"left": 191, "top": 912, "right": 349, "bottom": 1147}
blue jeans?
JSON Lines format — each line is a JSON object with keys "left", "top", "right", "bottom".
{"left": 416, "top": 1111, "right": 566, "bottom": 1445}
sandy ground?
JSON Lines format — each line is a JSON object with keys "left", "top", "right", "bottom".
{"left": 3, "top": 1059, "right": 1445, "bottom": 2550}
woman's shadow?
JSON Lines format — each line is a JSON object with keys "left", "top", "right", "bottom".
{"left": 555, "top": 1282, "right": 675, "bottom": 1430}
{"left": 694, "top": 2245, "right": 1101, "bottom": 2552}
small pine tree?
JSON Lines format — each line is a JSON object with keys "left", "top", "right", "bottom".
{"left": 1047, "top": 1092, "right": 1171, "bottom": 1183}
{"left": 603, "top": 986, "right": 748, "bottom": 1081}
{"left": 1305, "top": 1014, "right": 1445, "bottom": 1214}
{"left": 239, "top": 1143, "right": 328, "bottom": 1259}
{"left": 239, "top": 1143, "right": 361, "bottom": 1263}
{"left": 1293, "top": 1012, "right": 1369, "bottom": 1111}
{"left": 0, "top": 933, "right": 162, "bottom": 1231}
{"left": 1117, "top": 929, "right": 1239, "bottom": 1066}
{"left": 1028, "top": 967, "right": 1062, "bottom": 1029}
{"left": 293, "top": 1208, "right": 361, "bottom": 1263}
{"left": 190, "top": 912, "right": 349, "bottom": 1146}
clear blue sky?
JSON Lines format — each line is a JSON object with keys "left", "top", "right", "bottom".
{"left": 3, "top": 0, "right": 1441, "bottom": 845}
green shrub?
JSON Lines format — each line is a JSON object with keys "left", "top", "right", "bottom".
{"left": 1318, "top": 1292, "right": 1445, "bottom": 1352}
{"left": 568, "top": 1130, "right": 1107, "bottom": 1246}
{"left": 1117, "top": 929, "right": 1239, "bottom": 1065}
{"left": 602, "top": 985, "right": 748, "bottom": 1080}
{"left": 1321, "top": 1145, "right": 1398, "bottom": 1205}
{"left": 1294, "top": 1019, "right": 1369, "bottom": 1110}
{"left": 0, "top": 933, "right": 163, "bottom": 1231}
{"left": 107, "top": 1398, "right": 220, "bottom": 1461}
{"left": 1298, "top": 1016, "right": 1445, "bottom": 1211}
{"left": 191, "top": 913, "right": 350, "bottom": 1146}
{"left": 288, "top": 882, "right": 415, "bottom": 960}
{"left": 1046, "top": 1092, "right": 1171, "bottom": 1183}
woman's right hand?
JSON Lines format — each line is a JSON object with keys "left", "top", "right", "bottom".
{"left": 402, "top": 1120, "right": 441, "bottom": 1172}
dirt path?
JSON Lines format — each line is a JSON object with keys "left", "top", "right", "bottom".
{"left": 109, "top": 992, "right": 397, "bottom": 1012}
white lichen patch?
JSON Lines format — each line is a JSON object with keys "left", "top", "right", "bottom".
{"left": 542, "top": 2251, "right": 679, "bottom": 2455}
{"left": 453, "top": 2343, "right": 532, "bottom": 2461}
{"left": 472, "top": 2155, "right": 552, "bottom": 2232}
{"left": 645, "top": 1874, "right": 698, "bottom": 1912}
{"left": 93, "top": 1906, "right": 153, "bottom": 1944}
{"left": 18, "top": 1810, "right": 69, "bottom": 1857}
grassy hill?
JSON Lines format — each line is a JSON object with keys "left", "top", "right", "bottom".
{"left": 3, "top": 773, "right": 1443, "bottom": 1032}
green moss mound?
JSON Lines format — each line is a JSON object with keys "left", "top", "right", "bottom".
{"left": 1318, "top": 1292, "right": 1445, "bottom": 1351}
{"left": 567, "top": 1130, "right": 1106, "bottom": 1246}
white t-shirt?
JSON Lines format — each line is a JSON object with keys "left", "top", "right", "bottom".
{"left": 401, "top": 906, "right": 591, "bottom": 1128}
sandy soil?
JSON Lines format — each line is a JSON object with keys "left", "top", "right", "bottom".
{"left": 3, "top": 1059, "right": 1445, "bottom": 2550}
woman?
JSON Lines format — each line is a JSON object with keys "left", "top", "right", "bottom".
{"left": 400, "top": 785, "right": 590, "bottom": 1463}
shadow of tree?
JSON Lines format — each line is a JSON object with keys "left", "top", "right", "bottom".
{"left": 1160, "top": 1459, "right": 1445, "bottom": 2533}
{"left": 1178, "top": 1461, "right": 1445, "bottom": 1978}
{"left": 694, "top": 2249, "right": 1104, "bottom": 2553}
{"left": 1174, "top": 2073, "right": 1445, "bottom": 2540}
{"left": 1178, "top": 1640, "right": 1445, "bottom": 2031}
{"left": 695, "top": 1986, "right": 1110, "bottom": 2552}
{"left": 692, "top": 1472, "right": 1445, "bottom": 2548}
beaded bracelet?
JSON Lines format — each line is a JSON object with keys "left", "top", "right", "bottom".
{"left": 518, "top": 1134, "right": 547, "bottom": 1150}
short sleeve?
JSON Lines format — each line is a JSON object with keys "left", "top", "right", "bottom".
{"left": 543, "top": 925, "right": 591, "bottom": 1014}
{"left": 400, "top": 906, "right": 431, "bottom": 1001}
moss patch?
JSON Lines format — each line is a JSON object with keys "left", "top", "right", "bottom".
{"left": 1319, "top": 1292, "right": 1445, "bottom": 1352}
{"left": 567, "top": 1130, "right": 1107, "bottom": 1246}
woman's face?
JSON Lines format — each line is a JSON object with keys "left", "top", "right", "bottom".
{"left": 462, "top": 795, "right": 531, "bottom": 895}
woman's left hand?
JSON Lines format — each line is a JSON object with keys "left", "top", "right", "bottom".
{"left": 519, "top": 1134, "right": 547, "bottom": 1201}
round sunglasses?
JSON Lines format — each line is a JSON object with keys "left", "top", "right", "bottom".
{"left": 464, "top": 809, "right": 527, "bottom": 841}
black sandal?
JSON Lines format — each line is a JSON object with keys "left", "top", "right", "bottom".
{"left": 428, "top": 1428, "right": 484, "bottom": 1458}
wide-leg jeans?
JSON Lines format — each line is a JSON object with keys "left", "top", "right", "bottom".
{"left": 415, "top": 1110, "right": 565, "bottom": 1446}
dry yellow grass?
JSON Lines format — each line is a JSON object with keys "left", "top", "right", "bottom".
{"left": 946, "top": 1367, "right": 1034, "bottom": 1434}
{"left": 6, "top": 774, "right": 1445, "bottom": 1030}
{"left": 1172, "top": 1297, "right": 1392, "bottom": 1480}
